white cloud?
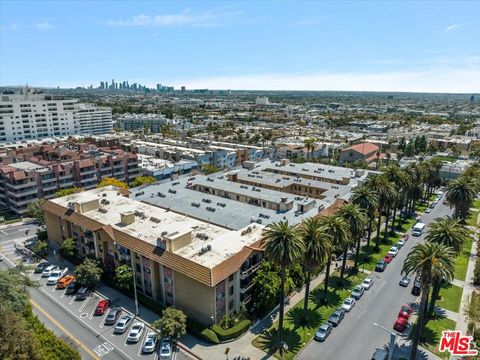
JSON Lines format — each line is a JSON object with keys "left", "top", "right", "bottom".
{"left": 34, "top": 21, "right": 56, "bottom": 30}
{"left": 106, "top": 8, "right": 240, "bottom": 28}
{"left": 444, "top": 24, "right": 462, "bottom": 33}
{"left": 175, "top": 68, "right": 480, "bottom": 93}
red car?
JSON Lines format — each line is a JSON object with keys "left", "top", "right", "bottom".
{"left": 402, "top": 234, "right": 409, "bottom": 241}
{"left": 384, "top": 254, "right": 394, "bottom": 263}
{"left": 393, "top": 317, "right": 408, "bottom": 332}
{"left": 94, "top": 299, "right": 110, "bottom": 315}
{"left": 398, "top": 304, "right": 414, "bottom": 320}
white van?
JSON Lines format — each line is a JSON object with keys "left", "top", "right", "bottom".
{"left": 412, "top": 222, "right": 426, "bottom": 236}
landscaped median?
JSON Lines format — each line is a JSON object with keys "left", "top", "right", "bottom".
{"left": 187, "top": 317, "right": 252, "bottom": 345}
{"left": 251, "top": 271, "right": 367, "bottom": 360}
{"left": 437, "top": 283, "right": 463, "bottom": 313}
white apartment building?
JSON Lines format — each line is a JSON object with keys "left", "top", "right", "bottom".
{"left": 0, "top": 93, "right": 112, "bottom": 142}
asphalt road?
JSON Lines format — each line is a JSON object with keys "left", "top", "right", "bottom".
{"left": 298, "top": 199, "right": 453, "bottom": 360}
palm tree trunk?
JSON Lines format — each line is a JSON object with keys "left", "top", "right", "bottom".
{"left": 355, "top": 235, "right": 361, "bottom": 270}
{"left": 303, "top": 269, "right": 311, "bottom": 317}
{"left": 411, "top": 286, "right": 429, "bottom": 360}
{"left": 323, "top": 257, "right": 331, "bottom": 301}
{"left": 340, "top": 245, "right": 348, "bottom": 279}
{"left": 391, "top": 201, "right": 398, "bottom": 232}
{"left": 366, "top": 216, "right": 373, "bottom": 254}
{"left": 375, "top": 210, "right": 382, "bottom": 248}
{"left": 383, "top": 205, "right": 390, "bottom": 241}
{"left": 428, "top": 281, "right": 441, "bottom": 315}
{"left": 278, "top": 267, "right": 286, "bottom": 347}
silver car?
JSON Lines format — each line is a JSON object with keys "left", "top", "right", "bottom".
{"left": 114, "top": 314, "right": 133, "bottom": 334}
{"left": 159, "top": 339, "right": 172, "bottom": 360}
{"left": 141, "top": 330, "right": 157, "bottom": 354}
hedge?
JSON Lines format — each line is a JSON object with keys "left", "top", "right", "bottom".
{"left": 211, "top": 319, "right": 251, "bottom": 341}
{"left": 187, "top": 319, "right": 219, "bottom": 344}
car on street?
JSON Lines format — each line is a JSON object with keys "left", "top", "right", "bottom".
{"left": 104, "top": 308, "right": 122, "bottom": 325}
{"left": 388, "top": 246, "right": 399, "bottom": 257}
{"left": 46, "top": 267, "right": 68, "bottom": 285}
{"left": 34, "top": 261, "right": 50, "bottom": 273}
{"left": 75, "top": 287, "right": 91, "bottom": 301}
{"left": 361, "top": 278, "right": 373, "bottom": 290}
{"left": 396, "top": 239, "right": 405, "bottom": 249}
{"left": 375, "top": 260, "right": 387, "bottom": 272}
{"left": 127, "top": 321, "right": 145, "bottom": 343}
{"left": 114, "top": 314, "right": 133, "bottom": 334}
{"left": 94, "top": 299, "right": 110, "bottom": 315}
{"left": 41, "top": 265, "right": 58, "bottom": 277}
{"left": 314, "top": 323, "right": 333, "bottom": 342}
{"left": 342, "top": 297, "right": 356, "bottom": 312}
{"left": 425, "top": 208, "right": 431, "bottom": 213}
{"left": 351, "top": 285, "right": 364, "bottom": 300}
{"left": 429, "top": 202, "right": 435, "bottom": 209}
{"left": 65, "top": 280, "right": 81, "bottom": 295}
{"left": 399, "top": 276, "right": 411, "bottom": 287}
{"left": 371, "top": 348, "right": 388, "bottom": 360}
{"left": 142, "top": 330, "right": 157, "bottom": 353}
{"left": 411, "top": 277, "right": 421, "bottom": 296}
{"left": 159, "top": 338, "right": 172, "bottom": 360}
{"left": 398, "top": 304, "right": 414, "bottom": 320}
{"left": 393, "top": 316, "right": 408, "bottom": 332}
{"left": 328, "top": 308, "right": 346, "bottom": 326}
{"left": 402, "top": 234, "right": 409, "bottom": 241}
{"left": 56, "top": 274, "right": 75, "bottom": 289}
{"left": 383, "top": 254, "right": 394, "bottom": 264}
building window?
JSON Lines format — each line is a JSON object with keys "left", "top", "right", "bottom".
{"left": 229, "top": 285, "right": 234, "bottom": 296}
{"left": 229, "top": 300, "right": 234, "bottom": 311}
{"left": 228, "top": 274, "right": 234, "bottom": 282}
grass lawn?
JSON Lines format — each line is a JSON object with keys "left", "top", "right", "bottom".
{"left": 454, "top": 235, "right": 474, "bottom": 281}
{"left": 473, "top": 199, "right": 480, "bottom": 210}
{"left": 252, "top": 271, "right": 367, "bottom": 360}
{"left": 436, "top": 283, "right": 463, "bottom": 313}
{"left": 433, "top": 155, "right": 457, "bottom": 163}
{"left": 410, "top": 315, "right": 456, "bottom": 360}
{"left": 465, "top": 210, "right": 479, "bottom": 228}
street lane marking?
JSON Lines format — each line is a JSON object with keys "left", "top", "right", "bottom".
{"left": 30, "top": 298, "right": 101, "bottom": 360}
{"left": 79, "top": 295, "right": 92, "bottom": 312}
{"left": 0, "top": 230, "right": 7, "bottom": 235}
{"left": 92, "top": 342, "right": 115, "bottom": 358}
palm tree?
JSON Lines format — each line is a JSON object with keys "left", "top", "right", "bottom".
{"left": 337, "top": 203, "right": 367, "bottom": 272}
{"left": 425, "top": 216, "right": 469, "bottom": 313}
{"left": 299, "top": 218, "right": 332, "bottom": 317}
{"left": 319, "top": 215, "right": 350, "bottom": 297}
{"left": 402, "top": 243, "right": 455, "bottom": 360}
{"left": 261, "top": 221, "right": 305, "bottom": 348}
{"left": 351, "top": 186, "right": 379, "bottom": 254}
{"left": 446, "top": 177, "right": 476, "bottom": 222}
{"left": 304, "top": 138, "right": 316, "bottom": 159}
{"left": 384, "top": 165, "right": 409, "bottom": 231}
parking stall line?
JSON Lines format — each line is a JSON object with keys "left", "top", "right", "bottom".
{"left": 137, "top": 331, "right": 148, "bottom": 357}
{"left": 79, "top": 295, "right": 92, "bottom": 313}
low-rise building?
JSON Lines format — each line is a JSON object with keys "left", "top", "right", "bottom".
{"left": 339, "top": 142, "right": 381, "bottom": 167}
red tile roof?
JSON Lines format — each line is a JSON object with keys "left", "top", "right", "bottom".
{"left": 346, "top": 142, "right": 379, "bottom": 155}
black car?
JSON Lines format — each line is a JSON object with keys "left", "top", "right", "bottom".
{"left": 375, "top": 260, "right": 387, "bottom": 272}
{"left": 34, "top": 261, "right": 50, "bottom": 273}
{"left": 371, "top": 349, "right": 388, "bottom": 360}
{"left": 105, "top": 308, "right": 122, "bottom": 325}
{"left": 75, "top": 287, "right": 91, "bottom": 301}
{"left": 411, "top": 277, "right": 421, "bottom": 296}
{"left": 328, "top": 308, "right": 346, "bottom": 326}
{"left": 65, "top": 280, "right": 81, "bottom": 295}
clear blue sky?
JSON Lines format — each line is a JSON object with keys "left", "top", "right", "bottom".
{"left": 1, "top": 1, "right": 479, "bottom": 92}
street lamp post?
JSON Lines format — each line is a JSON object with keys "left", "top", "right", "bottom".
{"left": 373, "top": 322, "right": 396, "bottom": 360}
{"left": 130, "top": 254, "right": 139, "bottom": 316}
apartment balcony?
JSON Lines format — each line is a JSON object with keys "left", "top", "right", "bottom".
{"left": 241, "top": 293, "right": 252, "bottom": 304}
{"left": 240, "top": 281, "right": 255, "bottom": 294}
{"left": 127, "top": 167, "right": 139, "bottom": 173}
{"left": 240, "top": 261, "right": 262, "bottom": 280}
{"left": 42, "top": 183, "right": 58, "bottom": 191}
{"left": 10, "top": 188, "right": 38, "bottom": 197}
{"left": 7, "top": 182, "right": 36, "bottom": 190}
{"left": 58, "top": 174, "right": 73, "bottom": 180}
{"left": 80, "top": 169, "right": 97, "bottom": 176}
{"left": 59, "top": 181, "right": 74, "bottom": 188}
{"left": 11, "top": 197, "right": 37, "bottom": 207}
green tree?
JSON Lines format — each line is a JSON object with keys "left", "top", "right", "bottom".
{"left": 97, "top": 177, "right": 129, "bottom": 189}
{"left": 55, "top": 187, "right": 82, "bottom": 198}
{"left": 337, "top": 203, "right": 367, "bottom": 272}
{"left": 59, "top": 238, "right": 76, "bottom": 258}
{"left": 384, "top": 165, "right": 409, "bottom": 232}
{"left": 261, "top": 221, "right": 305, "bottom": 350}
{"left": 27, "top": 199, "right": 46, "bottom": 226}
{"left": 201, "top": 164, "right": 220, "bottom": 175}
{"left": 404, "top": 142, "right": 415, "bottom": 157}
{"left": 303, "top": 138, "right": 316, "bottom": 158}
{"left": 446, "top": 177, "right": 476, "bottom": 222}
{"left": 351, "top": 186, "right": 379, "bottom": 254}
{"left": 75, "top": 259, "right": 102, "bottom": 288}
{"left": 130, "top": 176, "right": 157, "bottom": 188}
{"left": 113, "top": 264, "right": 133, "bottom": 291}
{"left": 299, "top": 218, "right": 331, "bottom": 317}
{"left": 32, "top": 241, "right": 48, "bottom": 256}
{"left": 152, "top": 307, "right": 187, "bottom": 341}
{"left": 402, "top": 243, "right": 455, "bottom": 360}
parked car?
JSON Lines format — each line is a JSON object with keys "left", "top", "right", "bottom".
{"left": 41, "top": 265, "right": 58, "bottom": 277}
{"left": 65, "top": 280, "right": 81, "bottom": 295}
{"left": 75, "top": 287, "right": 91, "bottom": 301}
{"left": 342, "top": 297, "right": 356, "bottom": 312}
{"left": 127, "top": 321, "right": 145, "bottom": 343}
{"left": 402, "top": 234, "right": 409, "bottom": 241}
{"left": 94, "top": 299, "right": 110, "bottom": 315}
{"left": 375, "top": 260, "right": 387, "bottom": 272}
{"left": 114, "top": 315, "right": 133, "bottom": 334}
{"left": 425, "top": 208, "right": 431, "bottom": 213}
{"left": 104, "top": 308, "right": 122, "bottom": 325}
{"left": 142, "top": 331, "right": 157, "bottom": 354}
{"left": 399, "top": 276, "right": 411, "bottom": 287}
{"left": 393, "top": 316, "right": 408, "bottom": 332}
{"left": 396, "top": 239, "right": 405, "bottom": 249}
{"left": 46, "top": 267, "right": 68, "bottom": 285}
{"left": 314, "top": 323, "right": 332, "bottom": 342}
{"left": 398, "top": 304, "right": 414, "bottom": 320}
{"left": 159, "top": 338, "right": 172, "bottom": 360}
{"left": 361, "top": 278, "right": 373, "bottom": 290}
{"left": 328, "top": 308, "right": 346, "bottom": 326}
{"left": 56, "top": 274, "right": 75, "bottom": 289}
{"left": 351, "top": 285, "right": 365, "bottom": 300}
{"left": 371, "top": 348, "right": 388, "bottom": 360}
{"left": 411, "top": 277, "right": 421, "bottom": 296}
{"left": 429, "top": 202, "right": 435, "bottom": 209}
{"left": 383, "top": 254, "right": 394, "bottom": 264}
{"left": 388, "top": 246, "right": 399, "bottom": 257}
{"left": 34, "top": 261, "right": 50, "bottom": 273}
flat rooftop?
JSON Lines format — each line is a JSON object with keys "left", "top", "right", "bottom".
{"left": 51, "top": 187, "right": 264, "bottom": 268}
{"left": 10, "top": 161, "right": 51, "bottom": 173}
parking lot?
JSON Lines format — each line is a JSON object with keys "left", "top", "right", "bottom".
{"left": 31, "top": 270, "right": 178, "bottom": 360}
